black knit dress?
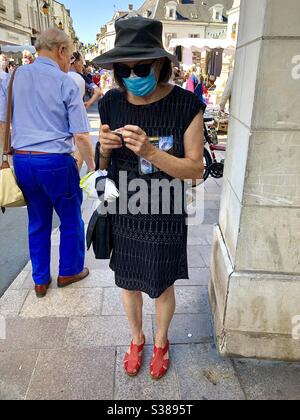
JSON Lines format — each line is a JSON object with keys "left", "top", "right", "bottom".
{"left": 98, "top": 86, "right": 203, "bottom": 299}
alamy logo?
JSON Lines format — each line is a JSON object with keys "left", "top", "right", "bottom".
{"left": 94, "top": 172, "right": 205, "bottom": 226}
{"left": 292, "top": 55, "right": 300, "bottom": 80}
{"left": 292, "top": 316, "right": 300, "bottom": 340}
{"left": 0, "top": 316, "right": 6, "bottom": 340}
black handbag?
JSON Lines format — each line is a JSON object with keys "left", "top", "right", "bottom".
{"left": 86, "top": 142, "right": 114, "bottom": 260}
{"left": 86, "top": 207, "right": 113, "bottom": 260}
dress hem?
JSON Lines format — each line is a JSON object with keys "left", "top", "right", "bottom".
{"left": 114, "top": 275, "right": 189, "bottom": 300}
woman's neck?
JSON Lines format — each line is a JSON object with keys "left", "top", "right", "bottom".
{"left": 126, "top": 83, "right": 174, "bottom": 106}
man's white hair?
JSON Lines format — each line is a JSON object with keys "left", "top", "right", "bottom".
{"left": 35, "top": 28, "right": 72, "bottom": 52}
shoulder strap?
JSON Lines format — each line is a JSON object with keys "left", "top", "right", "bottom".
{"left": 3, "top": 67, "right": 18, "bottom": 158}
{"left": 95, "top": 142, "right": 100, "bottom": 171}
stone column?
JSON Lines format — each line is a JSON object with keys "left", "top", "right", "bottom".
{"left": 210, "top": 0, "right": 300, "bottom": 361}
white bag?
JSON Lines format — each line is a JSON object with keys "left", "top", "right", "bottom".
{"left": 80, "top": 170, "right": 119, "bottom": 203}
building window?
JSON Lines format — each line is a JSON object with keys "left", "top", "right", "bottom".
{"left": 30, "top": 7, "right": 35, "bottom": 29}
{"left": 165, "top": 33, "right": 177, "bottom": 48}
{"left": 0, "top": 0, "right": 6, "bottom": 13}
{"left": 13, "top": 0, "right": 22, "bottom": 20}
{"left": 189, "top": 34, "right": 200, "bottom": 38}
{"left": 166, "top": 2, "right": 177, "bottom": 20}
{"left": 169, "top": 9, "right": 175, "bottom": 18}
{"left": 212, "top": 5, "right": 224, "bottom": 22}
{"left": 231, "top": 23, "right": 237, "bottom": 40}
{"left": 35, "top": 10, "right": 39, "bottom": 29}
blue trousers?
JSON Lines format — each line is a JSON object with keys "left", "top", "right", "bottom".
{"left": 13, "top": 154, "right": 85, "bottom": 285}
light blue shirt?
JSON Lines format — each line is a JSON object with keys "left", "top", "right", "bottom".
{"left": 0, "top": 57, "right": 91, "bottom": 153}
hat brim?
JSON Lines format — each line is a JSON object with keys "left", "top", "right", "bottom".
{"left": 92, "top": 47, "right": 179, "bottom": 69}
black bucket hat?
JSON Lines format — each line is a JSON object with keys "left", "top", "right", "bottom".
{"left": 93, "top": 17, "right": 179, "bottom": 69}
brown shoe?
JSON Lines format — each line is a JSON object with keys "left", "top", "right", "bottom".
{"left": 35, "top": 279, "right": 52, "bottom": 298}
{"left": 57, "top": 268, "right": 90, "bottom": 288}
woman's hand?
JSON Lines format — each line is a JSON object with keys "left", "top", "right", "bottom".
{"left": 99, "top": 125, "right": 123, "bottom": 157}
{"left": 121, "top": 125, "right": 155, "bottom": 160}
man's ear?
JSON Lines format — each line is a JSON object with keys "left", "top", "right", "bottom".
{"left": 58, "top": 45, "right": 66, "bottom": 59}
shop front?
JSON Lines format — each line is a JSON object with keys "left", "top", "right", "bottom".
{"left": 169, "top": 37, "right": 236, "bottom": 108}
{"left": 0, "top": 27, "right": 32, "bottom": 48}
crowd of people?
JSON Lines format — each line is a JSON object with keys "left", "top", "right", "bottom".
{"left": 0, "top": 50, "right": 34, "bottom": 78}
{"left": 68, "top": 52, "right": 114, "bottom": 104}
{"left": 172, "top": 65, "right": 233, "bottom": 114}
{"left": 0, "top": 17, "right": 231, "bottom": 383}
{"left": 0, "top": 49, "right": 114, "bottom": 100}
{"left": 1, "top": 48, "right": 229, "bottom": 113}
{"left": 173, "top": 66, "right": 217, "bottom": 102}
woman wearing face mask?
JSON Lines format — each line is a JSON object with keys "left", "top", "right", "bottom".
{"left": 94, "top": 17, "right": 205, "bottom": 380}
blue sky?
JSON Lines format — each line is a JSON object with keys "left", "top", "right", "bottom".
{"left": 63, "top": 0, "right": 145, "bottom": 43}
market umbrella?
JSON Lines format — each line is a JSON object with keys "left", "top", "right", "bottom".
{"left": 169, "top": 38, "right": 236, "bottom": 54}
{"left": 0, "top": 45, "right": 36, "bottom": 54}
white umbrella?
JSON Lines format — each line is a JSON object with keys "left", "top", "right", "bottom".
{"left": 0, "top": 45, "right": 36, "bottom": 54}
{"left": 169, "top": 38, "right": 235, "bottom": 54}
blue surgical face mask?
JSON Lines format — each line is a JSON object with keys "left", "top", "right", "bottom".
{"left": 123, "top": 67, "right": 157, "bottom": 97}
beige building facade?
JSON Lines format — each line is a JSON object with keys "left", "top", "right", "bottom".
{"left": 0, "top": 0, "right": 77, "bottom": 47}
{"left": 96, "top": 1, "right": 234, "bottom": 55}
{"left": 97, "top": 10, "right": 130, "bottom": 57}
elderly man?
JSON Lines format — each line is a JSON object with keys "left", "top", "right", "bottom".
{"left": 0, "top": 29, "right": 95, "bottom": 298}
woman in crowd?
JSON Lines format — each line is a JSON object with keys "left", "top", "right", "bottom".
{"left": 100, "top": 71, "right": 113, "bottom": 95}
{"left": 0, "top": 54, "right": 9, "bottom": 86}
{"left": 22, "top": 50, "right": 34, "bottom": 65}
{"left": 69, "top": 51, "right": 102, "bottom": 108}
{"left": 94, "top": 17, "right": 204, "bottom": 380}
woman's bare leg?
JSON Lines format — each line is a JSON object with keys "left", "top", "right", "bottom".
{"left": 150, "top": 286, "right": 176, "bottom": 377}
{"left": 122, "top": 290, "right": 144, "bottom": 345}
{"left": 155, "top": 285, "right": 176, "bottom": 349}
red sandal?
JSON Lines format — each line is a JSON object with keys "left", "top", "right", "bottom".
{"left": 150, "top": 341, "right": 170, "bottom": 380}
{"left": 124, "top": 336, "right": 146, "bottom": 377}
